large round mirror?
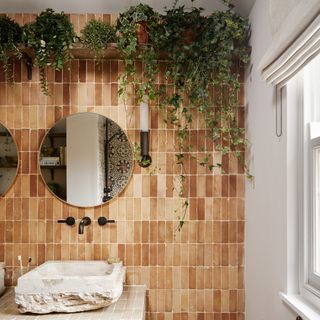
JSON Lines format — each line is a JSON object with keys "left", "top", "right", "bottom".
{"left": 0, "top": 123, "right": 19, "bottom": 196}
{"left": 39, "top": 113, "right": 133, "bottom": 207}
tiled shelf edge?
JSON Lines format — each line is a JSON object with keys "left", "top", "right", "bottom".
{"left": 0, "top": 285, "right": 147, "bottom": 320}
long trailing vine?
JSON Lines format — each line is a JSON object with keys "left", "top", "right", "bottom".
{"left": 116, "top": 4, "right": 164, "bottom": 102}
{"left": 115, "top": 1, "right": 250, "bottom": 231}
{"left": 0, "top": 16, "right": 22, "bottom": 81}
{"left": 22, "top": 9, "right": 77, "bottom": 95}
{"left": 162, "top": 2, "right": 250, "bottom": 231}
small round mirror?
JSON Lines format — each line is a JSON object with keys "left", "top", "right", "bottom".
{"left": 39, "top": 113, "right": 133, "bottom": 207}
{"left": 0, "top": 123, "right": 19, "bottom": 196}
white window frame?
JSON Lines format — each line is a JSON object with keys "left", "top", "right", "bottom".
{"left": 261, "top": 12, "right": 320, "bottom": 319}
{"left": 308, "top": 134, "right": 320, "bottom": 291}
{"left": 281, "top": 61, "right": 320, "bottom": 314}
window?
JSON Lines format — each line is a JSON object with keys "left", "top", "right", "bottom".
{"left": 260, "top": 13, "right": 320, "bottom": 318}
{"left": 287, "top": 54, "right": 320, "bottom": 304}
{"left": 310, "top": 134, "right": 320, "bottom": 291}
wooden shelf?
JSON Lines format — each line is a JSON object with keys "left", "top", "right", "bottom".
{"left": 17, "top": 43, "right": 168, "bottom": 80}
{"left": 72, "top": 43, "right": 121, "bottom": 59}
{"left": 40, "top": 165, "right": 66, "bottom": 169}
{"left": 0, "top": 164, "right": 18, "bottom": 168}
{"left": 47, "top": 133, "right": 66, "bottom": 138}
{"left": 40, "top": 165, "right": 66, "bottom": 180}
{"left": 20, "top": 43, "right": 122, "bottom": 60}
{"left": 20, "top": 43, "right": 167, "bottom": 60}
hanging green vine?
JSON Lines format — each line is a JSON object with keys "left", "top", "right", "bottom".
{"left": 116, "top": 4, "right": 165, "bottom": 102}
{"left": 160, "top": 3, "right": 250, "bottom": 230}
{"left": 116, "top": 1, "right": 250, "bottom": 231}
{"left": 22, "top": 9, "right": 77, "bottom": 95}
{"left": 0, "top": 16, "right": 22, "bottom": 81}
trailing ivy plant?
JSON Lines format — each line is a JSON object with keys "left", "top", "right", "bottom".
{"left": 116, "top": 1, "right": 250, "bottom": 232}
{"left": 0, "top": 16, "right": 22, "bottom": 81}
{"left": 115, "top": 4, "right": 164, "bottom": 102}
{"left": 81, "top": 19, "right": 116, "bottom": 60}
{"left": 23, "top": 9, "right": 77, "bottom": 95}
{"left": 160, "top": 2, "right": 250, "bottom": 231}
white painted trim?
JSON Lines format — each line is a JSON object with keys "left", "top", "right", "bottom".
{"left": 262, "top": 14, "right": 320, "bottom": 85}
{"left": 309, "top": 136, "right": 320, "bottom": 290}
{"left": 310, "top": 123, "right": 320, "bottom": 140}
{"left": 283, "top": 61, "right": 320, "bottom": 317}
{"left": 284, "top": 77, "right": 301, "bottom": 295}
{"left": 280, "top": 292, "right": 320, "bottom": 320}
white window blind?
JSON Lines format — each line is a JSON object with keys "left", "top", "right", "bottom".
{"left": 262, "top": 13, "right": 320, "bottom": 85}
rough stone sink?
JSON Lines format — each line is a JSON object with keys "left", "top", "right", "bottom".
{"left": 15, "top": 260, "right": 125, "bottom": 314}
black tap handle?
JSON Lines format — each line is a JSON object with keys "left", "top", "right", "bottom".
{"left": 57, "top": 217, "right": 75, "bottom": 226}
{"left": 98, "top": 217, "right": 116, "bottom": 226}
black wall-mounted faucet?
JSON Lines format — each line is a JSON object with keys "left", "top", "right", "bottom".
{"left": 98, "top": 216, "right": 115, "bottom": 226}
{"left": 57, "top": 217, "right": 75, "bottom": 226}
{"left": 79, "top": 217, "right": 91, "bottom": 234}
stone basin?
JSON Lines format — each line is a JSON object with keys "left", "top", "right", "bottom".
{"left": 15, "top": 260, "right": 125, "bottom": 314}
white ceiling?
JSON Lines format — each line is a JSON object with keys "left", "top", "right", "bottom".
{"left": 0, "top": 0, "right": 256, "bottom": 17}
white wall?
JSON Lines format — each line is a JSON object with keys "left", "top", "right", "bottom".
{"left": 245, "top": 0, "right": 298, "bottom": 319}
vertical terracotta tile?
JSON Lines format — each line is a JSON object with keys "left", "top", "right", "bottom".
{"left": 14, "top": 60, "right": 21, "bottom": 82}
{"left": 111, "top": 83, "right": 118, "bottom": 106}
{"left": 95, "top": 83, "right": 102, "bottom": 106}
{"left": 30, "top": 175, "right": 37, "bottom": 197}
{"left": 95, "top": 63, "right": 102, "bottom": 82}
{"left": 79, "top": 61, "right": 86, "bottom": 82}
{"left": 86, "top": 60, "right": 95, "bottom": 82}
{"left": 22, "top": 83, "right": 29, "bottom": 105}
{"left": 102, "top": 61, "right": 111, "bottom": 83}
{"left": 70, "top": 60, "right": 79, "bottom": 82}
{"left": 63, "top": 84, "right": 70, "bottom": 105}
{"left": 110, "top": 61, "right": 118, "bottom": 83}
{"left": 197, "top": 198, "right": 205, "bottom": 220}
{"left": 55, "top": 70, "right": 62, "bottom": 83}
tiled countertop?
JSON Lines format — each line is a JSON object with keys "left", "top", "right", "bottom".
{"left": 0, "top": 286, "right": 146, "bottom": 320}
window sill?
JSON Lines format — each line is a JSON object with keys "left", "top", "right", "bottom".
{"left": 280, "top": 292, "right": 320, "bottom": 320}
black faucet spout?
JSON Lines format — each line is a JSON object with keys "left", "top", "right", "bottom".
{"left": 79, "top": 217, "right": 91, "bottom": 234}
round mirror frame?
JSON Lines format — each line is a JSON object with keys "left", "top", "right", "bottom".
{"left": 38, "top": 112, "right": 134, "bottom": 208}
{"left": 0, "top": 121, "right": 20, "bottom": 197}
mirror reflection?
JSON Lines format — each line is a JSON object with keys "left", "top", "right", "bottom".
{"left": 0, "top": 123, "right": 19, "bottom": 196}
{"left": 39, "top": 113, "right": 133, "bottom": 207}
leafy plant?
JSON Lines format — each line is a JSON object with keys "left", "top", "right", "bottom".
{"left": 22, "top": 9, "right": 77, "bottom": 94}
{"left": 118, "top": 1, "right": 250, "bottom": 232}
{"left": 0, "top": 16, "right": 22, "bottom": 80}
{"left": 81, "top": 19, "right": 116, "bottom": 60}
{"left": 116, "top": 4, "right": 164, "bottom": 102}
{"left": 158, "top": 3, "right": 250, "bottom": 231}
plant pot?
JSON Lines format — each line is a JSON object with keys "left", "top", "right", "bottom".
{"left": 182, "top": 28, "right": 195, "bottom": 44}
{"left": 181, "top": 24, "right": 202, "bottom": 45}
{"left": 136, "top": 21, "right": 148, "bottom": 44}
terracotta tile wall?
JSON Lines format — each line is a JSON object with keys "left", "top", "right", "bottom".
{"left": 0, "top": 14, "right": 245, "bottom": 320}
